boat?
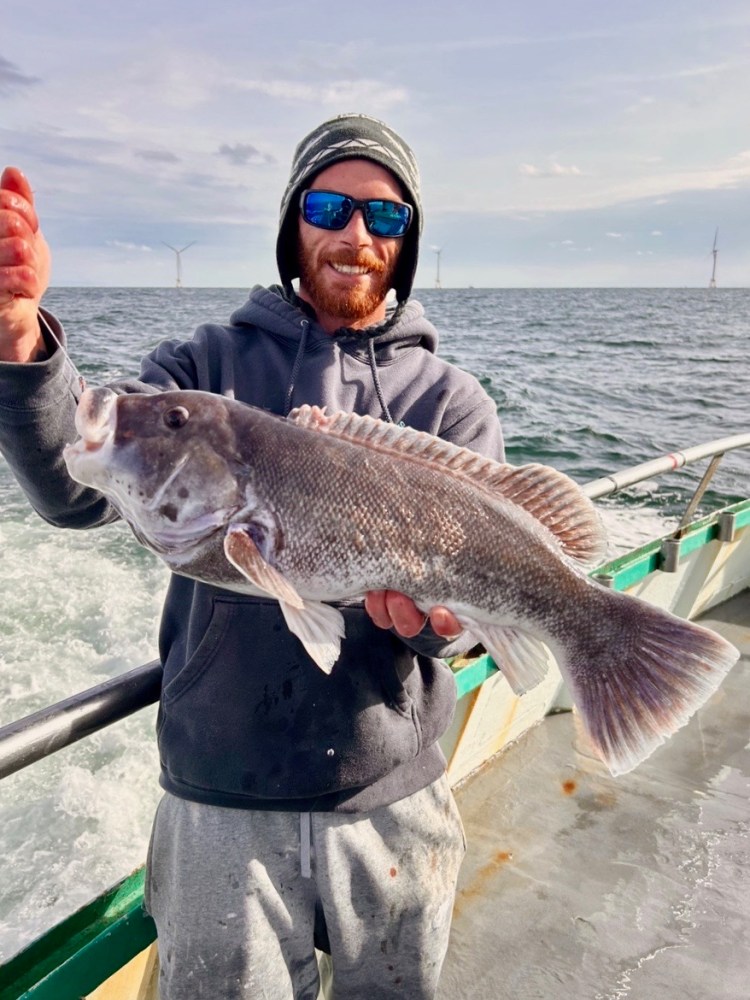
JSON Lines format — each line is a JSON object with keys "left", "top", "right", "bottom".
{"left": 1, "top": 433, "right": 749, "bottom": 999}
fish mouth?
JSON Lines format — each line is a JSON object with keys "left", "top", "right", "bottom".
{"left": 75, "top": 387, "right": 118, "bottom": 443}
{"left": 63, "top": 387, "right": 118, "bottom": 474}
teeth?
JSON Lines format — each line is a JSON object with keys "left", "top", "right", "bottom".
{"left": 332, "top": 264, "right": 370, "bottom": 275}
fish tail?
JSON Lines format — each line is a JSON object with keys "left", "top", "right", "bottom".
{"left": 562, "top": 590, "right": 739, "bottom": 776}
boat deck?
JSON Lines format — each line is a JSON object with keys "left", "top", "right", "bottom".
{"left": 440, "top": 590, "right": 750, "bottom": 1000}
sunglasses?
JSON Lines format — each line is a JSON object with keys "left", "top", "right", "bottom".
{"left": 300, "top": 189, "right": 413, "bottom": 238}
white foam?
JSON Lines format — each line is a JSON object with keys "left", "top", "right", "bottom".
{"left": 0, "top": 514, "right": 167, "bottom": 960}
{"left": 598, "top": 504, "right": 674, "bottom": 558}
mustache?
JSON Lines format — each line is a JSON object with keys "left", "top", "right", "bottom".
{"left": 326, "top": 250, "right": 385, "bottom": 274}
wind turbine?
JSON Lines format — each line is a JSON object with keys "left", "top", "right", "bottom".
{"left": 709, "top": 229, "right": 718, "bottom": 289}
{"left": 162, "top": 241, "right": 196, "bottom": 288}
{"left": 430, "top": 245, "right": 443, "bottom": 289}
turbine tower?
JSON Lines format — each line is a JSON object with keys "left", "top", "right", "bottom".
{"left": 431, "top": 246, "right": 442, "bottom": 289}
{"left": 709, "top": 229, "right": 718, "bottom": 289}
{"left": 162, "top": 241, "right": 196, "bottom": 288}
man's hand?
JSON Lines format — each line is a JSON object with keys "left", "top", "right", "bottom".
{"left": 0, "top": 166, "right": 50, "bottom": 362}
{"left": 364, "top": 590, "right": 462, "bottom": 640}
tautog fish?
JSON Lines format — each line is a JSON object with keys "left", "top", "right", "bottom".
{"left": 63, "top": 387, "right": 739, "bottom": 777}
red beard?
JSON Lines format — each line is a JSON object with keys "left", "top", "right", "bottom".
{"left": 298, "top": 248, "right": 397, "bottom": 324}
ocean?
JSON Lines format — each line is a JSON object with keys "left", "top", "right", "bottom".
{"left": 0, "top": 286, "right": 748, "bottom": 959}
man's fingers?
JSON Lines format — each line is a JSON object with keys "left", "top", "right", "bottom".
{"left": 0, "top": 263, "right": 40, "bottom": 300}
{"left": 0, "top": 168, "right": 39, "bottom": 233}
{"left": 365, "top": 590, "right": 425, "bottom": 636}
{"left": 366, "top": 591, "right": 426, "bottom": 637}
{"left": 364, "top": 591, "right": 391, "bottom": 629}
{"left": 365, "top": 592, "right": 464, "bottom": 641}
{"left": 428, "top": 606, "right": 463, "bottom": 640}
{"left": 0, "top": 170, "right": 49, "bottom": 306}
{"left": 384, "top": 592, "right": 426, "bottom": 638}
{"left": 1, "top": 167, "right": 35, "bottom": 203}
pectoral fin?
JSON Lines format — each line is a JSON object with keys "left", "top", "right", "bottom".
{"left": 224, "top": 523, "right": 304, "bottom": 608}
{"left": 224, "top": 523, "right": 345, "bottom": 674}
{"left": 279, "top": 600, "right": 346, "bottom": 675}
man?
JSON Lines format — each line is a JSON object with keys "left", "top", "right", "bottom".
{"left": 0, "top": 114, "right": 504, "bottom": 998}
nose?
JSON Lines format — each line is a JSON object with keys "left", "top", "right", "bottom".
{"left": 341, "top": 207, "right": 373, "bottom": 244}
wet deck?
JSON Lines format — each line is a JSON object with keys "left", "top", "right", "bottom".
{"left": 440, "top": 591, "right": 750, "bottom": 1000}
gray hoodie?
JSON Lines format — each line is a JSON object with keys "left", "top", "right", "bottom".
{"left": 0, "top": 285, "right": 504, "bottom": 812}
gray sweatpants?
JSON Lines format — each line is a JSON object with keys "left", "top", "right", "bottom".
{"left": 145, "top": 775, "right": 466, "bottom": 999}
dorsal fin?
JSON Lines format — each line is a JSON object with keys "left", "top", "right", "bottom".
{"left": 288, "top": 406, "right": 608, "bottom": 568}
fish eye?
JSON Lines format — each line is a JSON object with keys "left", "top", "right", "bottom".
{"left": 164, "top": 405, "right": 190, "bottom": 429}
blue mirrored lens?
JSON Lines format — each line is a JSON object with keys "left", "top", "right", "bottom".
{"left": 302, "top": 191, "right": 411, "bottom": 237}
{"left": 303, "top": 192, "right": 353, "bottom": 230}
{"left": 365, "top": 201, "right": 412, "bottom": 237}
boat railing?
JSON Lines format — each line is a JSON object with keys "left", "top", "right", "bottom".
{"left": 1, "top": 432, "right": 750, "bottom": 782}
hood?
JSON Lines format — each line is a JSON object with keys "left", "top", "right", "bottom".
{"left": 275, "top": 114, "right": 423, "bottom": 303}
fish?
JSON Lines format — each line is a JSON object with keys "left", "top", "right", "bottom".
{"left": 62, "top": 386, "right": 740, "bottom": 776}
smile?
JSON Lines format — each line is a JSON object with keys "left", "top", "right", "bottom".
{"left": 330, "top": 263, "right": 372, "bottom": 276}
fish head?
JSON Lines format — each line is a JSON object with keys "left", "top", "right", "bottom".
{"left": 64, "top": 387, "right": 251, "bottom": 558}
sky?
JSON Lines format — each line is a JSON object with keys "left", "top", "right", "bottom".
{"left": 2, "top": 1, "right": 750, "bottom": 289}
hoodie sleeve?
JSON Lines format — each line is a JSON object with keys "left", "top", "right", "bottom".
{"left": 0, "top": 313, "right": 202, "bottom": 528}
{"left": 0, "top": 312, "right": 120, "bottom": 528}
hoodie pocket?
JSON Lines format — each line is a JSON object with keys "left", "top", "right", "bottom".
{"left": 161, "top": 598, "right": 234, "bottom": 706}
{"left": 156, "top": 596, "right": 433, "bottom": 798}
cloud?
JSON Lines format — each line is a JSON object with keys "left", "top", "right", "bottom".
{"left": 519, "top": 161, "right": 583, "bottom": 178}
{"left": 602, "top": 59, "right": 740, "bottom": 87}
{"left": 226, "top": 76, "right": 407, "bottom": 110}
{"left": 0, "top": 55, "right": 39, "bottom": 95}
{"left": 606, "top": 232, "right": 624, "bottom": 238}
{"left": 217, "top": 143, "right": 276, "bottom": 167}
{"left": 651, "top": 230, "right": 662, "bottom": 236}
{"left": 135, "top": 149, "right": 181, "bottom": 164}
{"left": 105, "top": 240, "right": 153, "bottom": 252}
{"left": 623, "top": 96, "right": 656, "bottom": 115}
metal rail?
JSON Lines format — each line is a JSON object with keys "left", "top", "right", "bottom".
{"left": 583, "top": 432, "right": 750, "bottom": 499}
{"left": 0, "top": 661, "right": 162, "bottom": 780}
{"left": 1, "top": 433, "right": 749, "bottom": 781}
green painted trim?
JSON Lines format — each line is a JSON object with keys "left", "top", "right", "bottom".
{"left": 592, "top": 499, "right": 750, "bottom": 593}
{"left": 0, "top": 868, "right": 156, "bottom": 1000}
{"left": 454, "top": 654, "right": 499, "bottom": 698}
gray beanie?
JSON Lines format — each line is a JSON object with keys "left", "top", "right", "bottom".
{"left": 276, "top": 113, "right": 423, "bottom": 303}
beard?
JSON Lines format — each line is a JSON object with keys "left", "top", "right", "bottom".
{"left": 297, "top": 246, "right": 398, "bottom": 323}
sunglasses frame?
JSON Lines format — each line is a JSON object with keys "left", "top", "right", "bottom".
{"left": 299, "top": 189, "right": 413, "bottom": 239}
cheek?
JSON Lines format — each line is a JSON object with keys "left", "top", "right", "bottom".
{"left": 297, "top": 222, "right": 322, "bottom": 259}
{"left": 383, "top": 242, "right": 400, "bottom": 272}
{"left": 297, "top": 228, "right": 328, "bottom": 276}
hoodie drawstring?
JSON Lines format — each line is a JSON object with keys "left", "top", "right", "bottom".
{"left": 285, "top": 316, "right": 395, "bottom": 424}
{"left": 284, "top": 319, "right": 310, "bottom": 415}
{"left": 367, "top": 337, "right": 394, "bottom": 424}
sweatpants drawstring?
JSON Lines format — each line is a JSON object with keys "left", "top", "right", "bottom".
{"left": 300, "top": 811, "right": 312, "bottom": 878}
